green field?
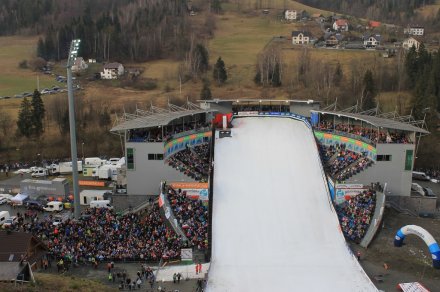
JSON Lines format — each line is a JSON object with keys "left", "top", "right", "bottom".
{"left": 0, "top": 36, "right": 57, "bottom": 96}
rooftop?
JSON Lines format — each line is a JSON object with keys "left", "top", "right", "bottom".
{"left": 312, "top": 110, "right": 429, "bottom": 134}
{"left": 111, "top": 101, "right": 217, "bottom": 132}
{"left": 199, "top": 99, "right": 319, "bottom": 105}
{"left": 103, "top": 62, "right": 122, "bottom": 69}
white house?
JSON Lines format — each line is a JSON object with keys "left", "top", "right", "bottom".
{"left": 333, "top": 19, "right": 349, "bottom": 31}
{"left": 402, "top": 37, "right": 422, "bottom": 51}
{"left": 71, "top": 57, "right": 88, "bottom": 73}
{"left": 284, "top": 10, "right": 297, "bottom": 21}
{"left": 292, "top": 31, "right": 311, "bottom": 45}
{"left": 404, "top": 25, "right": 424, "bottom": 36}
{"left": 100, "top": 62, "right": 124, "bottom": 79}
{"left": 363, "top": 34, "right": 381, "bottom": 48}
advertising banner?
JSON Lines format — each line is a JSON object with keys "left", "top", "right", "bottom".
{"left": 314, "top": 130, "right": 377, "bottom": 161}
{"left": 334, "top": 184, "right": 368, "bottom": 205}
{"left": 169, "top": 182, "right": 209, "bottom": 201}
{"left": 79, "top": 180, "right": 105, "bottom": 187}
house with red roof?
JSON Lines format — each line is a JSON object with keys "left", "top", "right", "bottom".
{"left": 333, "top": 19, "right": 349, "bottom": 32}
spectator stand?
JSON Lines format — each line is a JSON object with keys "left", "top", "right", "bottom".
{"left": 166, "top": 143, "right": 210, "bottom": 182}
{"left": 319, "top": 143, "right": 374, "bottom": 183}
{"left": 163, "top": 185, "right": 209, "bottom": 252}
{"left": 335, "top": 189, "right": 377, "bottom": 243}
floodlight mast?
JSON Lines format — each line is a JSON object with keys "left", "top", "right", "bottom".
{"left": 67, "top": 39, "right": 81, "bottom": 219}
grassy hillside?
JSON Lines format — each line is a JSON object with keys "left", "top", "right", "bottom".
{"left": 0, "top": 36, "right": 56, "bottom": 97}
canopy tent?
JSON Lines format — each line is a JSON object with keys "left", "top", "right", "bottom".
{"left": 11, "top": 193, "right": 29, "bottom": 205}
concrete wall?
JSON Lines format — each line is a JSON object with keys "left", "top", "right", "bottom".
{"left": 126, "top": 142, "right": 194, "bottom": 196}
{"left": 347, "top": 143, "right": 415, "bottom": 196}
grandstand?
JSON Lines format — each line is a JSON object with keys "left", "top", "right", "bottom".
{"left": 310, "top": 108, "right": 433, "bottom": 212}
{"left": 111, "top": 101, "right": 216, "bottom": 196}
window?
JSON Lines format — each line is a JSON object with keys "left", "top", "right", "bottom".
{"left": 405, "top": 150, "right": 413, "bottom": 171}
{"left": 127, "top": 148, "right": 135, "bottom": 170}
{"left": 148, "top": 154, "right": 164, "bottom": 160}
{"left": 377, "top": 155, "right": 392, "bottom": 161}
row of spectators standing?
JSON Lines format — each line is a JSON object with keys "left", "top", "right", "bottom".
{"left": 167, "top": 143, "right": 210, "bottom": 182}
{"left": 317, "top": 121, "right": 411, "bottom": 144}
{"left": 336, "top": 190, "right": 376, "bottom": 243}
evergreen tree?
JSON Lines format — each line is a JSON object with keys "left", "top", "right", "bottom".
{"left": 334, "top": 62, "right": 343, "bottom": 86}
{"left": 254, "top": 70, "right": 262, "bottom": 85}
{"left": 193, "top": 44, "right": 209, "bottom": 74}
{"left": 200, "top": 79, "right": 212, "bottom": 100}
{"left": 271, "top": 63, "right": 282, "bottom": 87}
{"left": 211, "top": 0, "right": 222, "bottom": 14}
{"left": 16, "top": 98, "right": 33, "bottom": 138}
{"left": 99, "top": 109, "right": 111, "bottom": 129}
{"left": 213, "top": 57, "right": 227, "bottom": 85}
{"left": 31, "top": 89, "right": 45, "bottom": 137}
{"left": 362, "top": 69, "right": 377, "bottom": 110}
{"left": 405, "top": 45, "right": 418, "bottom": 88}
{"left": 37, "top": 38, "right": 46, "bottom": 59}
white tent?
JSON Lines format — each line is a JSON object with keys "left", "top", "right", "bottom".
{"left": 11, "top": 193, "right": 29, "bottom": 205}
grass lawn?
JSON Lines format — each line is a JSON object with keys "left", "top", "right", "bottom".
{"left": 0, "top": 36, "right": 57, "bottom": 96}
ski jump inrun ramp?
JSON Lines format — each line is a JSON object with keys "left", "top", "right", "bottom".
{"left": 207, "top": 116, "right": 377, "bottom": 291}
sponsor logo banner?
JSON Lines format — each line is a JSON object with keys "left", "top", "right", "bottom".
{"left": 79, "top": 180, "right": 105, "bottom": 187}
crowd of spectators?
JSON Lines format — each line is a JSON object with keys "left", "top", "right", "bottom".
{"left": 8, "top": 205, "right": 185, "bottom": 264}
{"left": 128, "top": 122, "right": 210, "bottom": 143}
{"left": 167, "top": 143, "right": 210, "bottom": 182}
{"left": 166, "top": 187, "right": 208, "bottom": 250}
{"left": 318, "top": 144, "right": 337, "bottom": 164}
{"left": 322, "top": 144, "right": 373, "bottom": 182}
{"left": 336, "top": 190, "right": 376, "bottom": 243}
{"left": 316, "top": 121, "right": 411, "bottom": 144}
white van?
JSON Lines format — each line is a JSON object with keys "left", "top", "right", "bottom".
{"left": 0, "top": 211, "right": 10, "bottom": 225}
{"left": 31, "top": 168, "right": 48, "bottom": 178}
{"left": 90, "top": 200, "right": 113, "bottom": 209}
{"left": 43, "top": 201, "right": 64, "bottom": 212}
{"left": 85, "top": 157, "right": 105, "bottom": 167}
{"left": 412, "top": 171, "right": 430, "bottom": 181}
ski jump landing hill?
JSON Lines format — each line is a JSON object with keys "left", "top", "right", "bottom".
{"left": 206, "top": 113, "right": 378, "bottom": 291}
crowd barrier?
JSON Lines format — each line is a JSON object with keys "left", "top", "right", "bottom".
{"left": 360, "top": 188, "right": 386, "bottom": 248}
{"left": 314, "top": 130, "right": 377, "bottom": 161}
{"left": 158, "top": 183, "right": 189, "bottom": 243}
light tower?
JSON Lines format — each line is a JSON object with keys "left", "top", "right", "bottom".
{"left": 67, "top": 39, "right": 81, "bottom": 219}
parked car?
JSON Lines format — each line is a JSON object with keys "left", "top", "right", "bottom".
{"left": 14, "top": 94, "right": 23, "bottom": 98}
{"left": 41, "top": 88, "right": 51, "bottom": 94}
{"left": 25, "top": 200, "right": 44, "bottom": 211}
{"left": 2, "top": 216, "right": 17, "bottom": 228}
{"left": 3, "top": 96, "right": 11, "bottom": 99}
{"left": 0, "top": 196, "right": 8, "bottom": 205}
{"left": 412, "top": 171, "right": 430, "bottom": 181}
{"left": 423, "top": 187, "right": 437, "bottom": 198}
{"left": 411, "top": 183, "right": 425, "bottom": 196}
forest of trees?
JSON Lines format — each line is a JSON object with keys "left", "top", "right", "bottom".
{"left": 1, "top": 0, "right": 193, "bottom": 62}
{"left": 296, "top": 0, "right": 436, "bottom": 24}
